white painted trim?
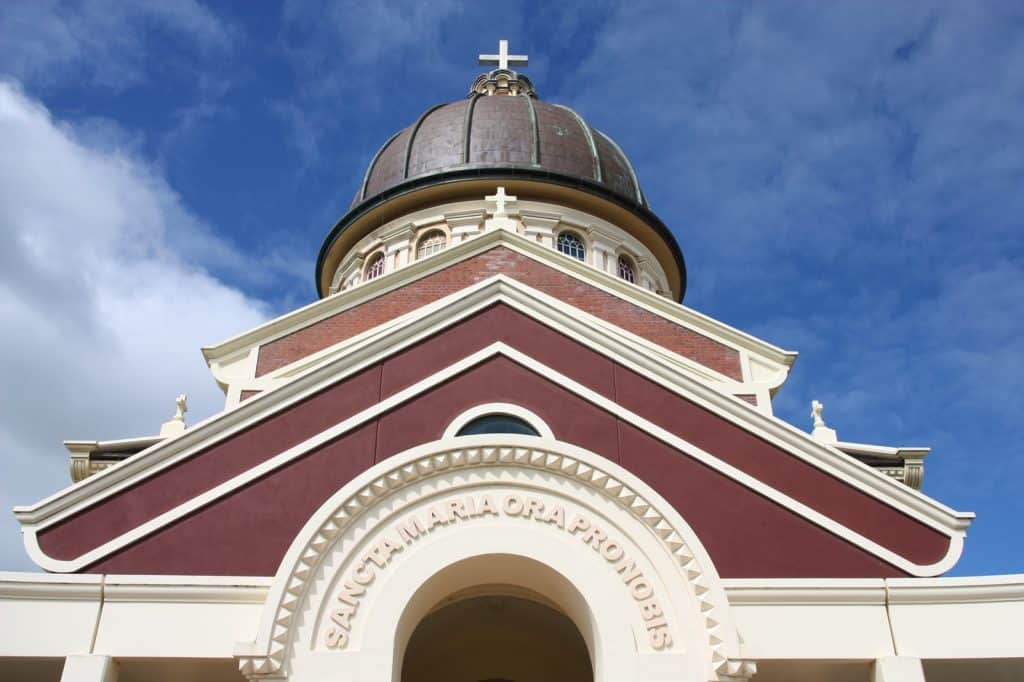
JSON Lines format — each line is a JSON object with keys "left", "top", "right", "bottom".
{"left": 13, "top": 277, "right": 756, "bottom": 527}
{"left": 723, "top": 578, "right": 888, "bottom": 605}
{"left": 201, "top": 224, "right": 796, "bottom": 372}
{"left": 0, "top": 572, "right": 102, "bottom": 600}
{"left": 442, "top": 403, "right": 555, "bottom": 439}
{"left": 254, "top": 275, "right": 745, "bottom": 390}
{"left": 235, "top": 435, "right": 742, "bottom": 679}
{"left": 723, "top": 575, "right": 1024, "bottom": 606}
{"left": 20, "top": 343, "right": 965, "bottom": 576}
{"left": 233, "top": 275, "right": 970, "bottom": 536}
{"left": 0, "top": 572, "right": 272, "bottom": 604}
{"left": 886, "top": 574, "right": 1024, "bottom": 604}
{"left": 836, "top": 441, "right": 931, "bottom": 460}
{"left": 5, "top": 572, "right": 1022, "bottom": 608}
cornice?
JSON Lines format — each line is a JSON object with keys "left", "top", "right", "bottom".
{"left": 0, "top": 572, "right": 101, "bottom": 601}
{"left": 722, "top": 578, "right": 887, "bottom": 605}
{"left": 103, "top": 577, "right": 272, "bottom": 604}
{"left": 836, "top": 441, "right": 931, "bottom": 460}
{"left": 0, "top": 572, "right": 272, "bottom": 604}
{"left": 723, "top": 576, "right": 1024, "bottom": 607}
{"left": 254, "top": 276, "right": 744, "bottom": 390}
{"left": 236, "top": 273, "right": 967, "bottom": 539}
{"left": 19, "top": 337, "right": 969, "bottom": 576}
{"left": 202, "top": 227, "right": 795, "bottom": 373}
{"left": 886, "top": 575, "right": 1024, "bottom": 604}
{"left": 315, "top": 169, "right": 686, "bottom": 298}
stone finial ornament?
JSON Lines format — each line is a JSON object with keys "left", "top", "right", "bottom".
{"left": 174, "top": 394, "right": 188, "bottom": 422}
{"left": 810, "top": 399, "right": 838, "bottom": 444}
{"left": 811, "top": 399, "right": 826, "bottom": 428}
{"left": 160, "top": 393, "right": 188, "bottom": 437}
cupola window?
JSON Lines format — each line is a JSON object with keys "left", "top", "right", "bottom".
{"left": 617, "top": 255, "right": 636, "bottom": 283}
{"left": 365, "top": 252, "right": 386, "bottom": 281}
{"left": 556, "top": 231, "right": 586, "bottom": 261}
{"left": 416, "top": 230, "right": 447, "bottom": 260}
{"left": 456, "top": 414, "right": 540, "bottom": 437}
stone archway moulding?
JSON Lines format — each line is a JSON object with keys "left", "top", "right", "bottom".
{"left": 234, "top": 435, "right": 756, "bottom": 681}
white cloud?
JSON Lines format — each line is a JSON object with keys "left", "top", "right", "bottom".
{"left": 0, "top": 81, "right": 269, "bottom": 570}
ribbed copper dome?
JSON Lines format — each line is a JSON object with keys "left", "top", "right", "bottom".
{"left": 353, "top": 94, "right": 646, "bottom": 209}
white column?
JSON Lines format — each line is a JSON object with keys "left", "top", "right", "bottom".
{"left": 61, "top": 655, "right": 118, "bottom": 682}
{"left": 873, "top": 656, "right": 925, "bottom": 682}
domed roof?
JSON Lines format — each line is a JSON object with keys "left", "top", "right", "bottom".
{"left": 316, "top": 52, "right": 687, "bottom": 302}
{"left": 352, "top": 93, "right": 646, "bottom": 210}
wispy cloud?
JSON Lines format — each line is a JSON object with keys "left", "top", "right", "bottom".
{"left": 0, "top": 81, "right": 269, "bottom": 570}
{"left": 0, "top": 0, "right": 238, "bottom": 91}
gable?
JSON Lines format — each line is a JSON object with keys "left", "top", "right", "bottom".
{"left": 24, "top": 304, "right": 964, "bottom": 578}
{"left": 255, "top": 246, "right": 743, "bottom": 379}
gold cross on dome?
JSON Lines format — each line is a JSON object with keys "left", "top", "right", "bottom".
{"left": 485, "top": 186, "right": 517, "bottom": 217}
{"left": 479, "top": 39, "right": 528, "bottom": 70}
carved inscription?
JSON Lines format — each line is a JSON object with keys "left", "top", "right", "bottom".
{"left": 324, "top": 492, "right": 673, "bottom": 650}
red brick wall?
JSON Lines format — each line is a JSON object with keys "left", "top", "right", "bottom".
{"left": 256, "top": 247, "right": 741, "bottom": 379}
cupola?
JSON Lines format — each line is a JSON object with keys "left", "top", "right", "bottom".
{"left": 316, "top": 41, "right": 687, "bottom": 300}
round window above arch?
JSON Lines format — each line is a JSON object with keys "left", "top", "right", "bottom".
{"left": 444, "top": 404, "right": 554, "bottom": 439}
{"left": 456, "top": 414, "right": 540, "bottom": 437}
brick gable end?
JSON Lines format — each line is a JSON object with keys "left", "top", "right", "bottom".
{"left": 256, "top": 247, "right": 741, "bottom": 378}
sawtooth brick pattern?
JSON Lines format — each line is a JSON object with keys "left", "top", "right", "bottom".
{"left": 256, "top": 247, "right": 741, "bottom": 378}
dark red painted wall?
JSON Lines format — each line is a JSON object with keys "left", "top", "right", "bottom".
{"left": 38, "top": 304, "right": 951, "bottom": 577}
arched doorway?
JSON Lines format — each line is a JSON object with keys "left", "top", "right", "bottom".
{"left": 401, "top": 590, "right": 592, "bottom": 682}
{"left": 239, "top": 437, "right": 743, "bottom": 682}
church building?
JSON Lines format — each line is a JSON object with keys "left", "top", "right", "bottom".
{"left": 2, "top": 42, "right": 1022, "bottom": 682}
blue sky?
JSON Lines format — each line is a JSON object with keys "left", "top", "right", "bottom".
{"left": 0, "top": 1, "right": 1021, "bottom": 576}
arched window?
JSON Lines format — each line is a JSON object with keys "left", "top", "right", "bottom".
{"left": 617, "top": 255, "right": 636, "bottom": 283}
{"left": 364, "top": 252, "right": 386, "bottom": 281}
{"left": 456, "top": 414, "right": 540, "bottom": 437}
{"left": 416, "top": 230, "right": 447, "bottom": 260}
{"left": 556, "top": 231, "right": 586, "bottom": 261}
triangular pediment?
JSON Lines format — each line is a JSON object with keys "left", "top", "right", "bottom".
{"left": 16, "top": 293, "right": 971, "bottom": 577}
{"left": 203, "top": 229, "right": 797, "bottom": 404}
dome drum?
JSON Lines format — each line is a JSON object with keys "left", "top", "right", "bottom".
{"left": 317, "top": 174, "right": 687, "bottom": 300}
{"left": 327, "top": 195, "right": 673, "bottom": 297}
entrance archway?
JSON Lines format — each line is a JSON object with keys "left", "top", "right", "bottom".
{"left": 239, "top": 436, "right": 748, "bottom": 682}
{"left": 401, "top": 591, "right": 592, "bottom": 682}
